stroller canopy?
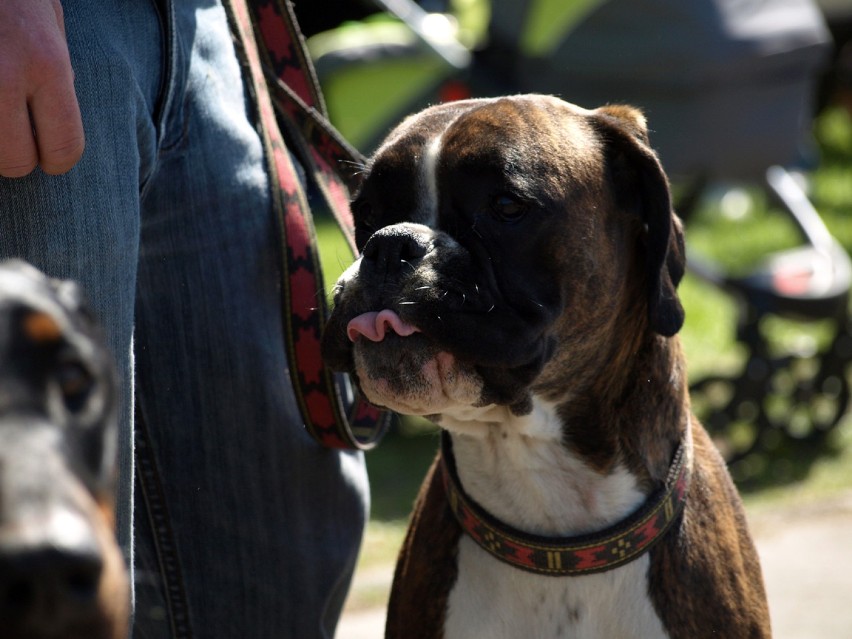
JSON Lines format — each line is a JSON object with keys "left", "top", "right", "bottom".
{"left": 492, "top": 0, "right": 831, "bottom": 177}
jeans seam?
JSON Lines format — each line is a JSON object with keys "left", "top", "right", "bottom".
{"left": 151, "top": 0, "right": 191, "bottom": 151}
{"left": 139, "top": 0, "right": 169, "bottom": 200}
{"left": 135, "top": 406, "right": 195, "bottom": 639}
{"left": 150, "top": 0, "right": 176, "bottom": 142}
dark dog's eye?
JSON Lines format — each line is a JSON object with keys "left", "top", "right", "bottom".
{"left": 352, "top": 199, "right": 377, "bottom": 251}
{"left": 56, "top": 360, "right": 95, "bottom": 413}
{"left": 353, "top": 199, "right": 372, "bottom": 220}
{"left": 491, "top": 194, "right": 527, "bottom": 223}
{"left": 351, "top": 198, "right": 376, "bottom": 229}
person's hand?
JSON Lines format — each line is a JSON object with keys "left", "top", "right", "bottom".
{"left": 0, "top": 0, "right": 84, "bottom": 177}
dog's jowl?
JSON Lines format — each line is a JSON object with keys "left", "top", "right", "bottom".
{"left": 322, "top": 95, "right": 771, "bottom": 639}
{"left": 0, "top": 261, "right": 129, "bottom": 639}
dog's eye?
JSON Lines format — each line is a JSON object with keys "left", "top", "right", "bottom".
{"left": 356, "top": 201, "right": 372, "bottom": 218}
{"left": 490, "top": 194, "right": 527, "bottom": 223}
{"left": 56, "top": 360, "right": 95, "bottom": 413}
{"left": 351, "top": 198, "right": 374, "bottom": 224}
{"left": 352, "top": 200, "right": 377, "bottom": 251}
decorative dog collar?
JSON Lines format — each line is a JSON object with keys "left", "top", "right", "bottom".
{"left": 440, "top": 430, "right": 692, "bottom": 576}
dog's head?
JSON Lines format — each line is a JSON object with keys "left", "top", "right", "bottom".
{"left": 322, "top": 95, "right": 684, "bottom": 424}
{"left": 0, "top": 260, "right": 128, "bottom": 639}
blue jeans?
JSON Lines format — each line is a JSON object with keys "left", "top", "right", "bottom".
{"left": 0, "top": 1, "right": 368, "bottom": 637}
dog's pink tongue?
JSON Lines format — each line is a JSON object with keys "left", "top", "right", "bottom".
{"left": 347, "top": 310, "right": 420, "bottom": 342}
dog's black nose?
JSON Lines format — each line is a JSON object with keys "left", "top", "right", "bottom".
{"left": 0, "top": 527, "right": 103, "bottom": 627}
{"left": 361, "top": 225, "right": 430, "bottom": 275}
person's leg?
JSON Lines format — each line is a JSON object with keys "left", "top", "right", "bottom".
{"left": 0, "top": 0, "right": 164, "bottom": 572}
{"left": 131, "top": 2, "right": 369, "bottom": 637}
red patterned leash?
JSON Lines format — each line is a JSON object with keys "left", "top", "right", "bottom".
{"left": 246, "top": 0, "right": 364, "bottom": 250}
{"left": 441, "top": 429, "right": 693, "bottom": 576}
{"left": 225, "top": 0, "right": 390, "bottom": 449}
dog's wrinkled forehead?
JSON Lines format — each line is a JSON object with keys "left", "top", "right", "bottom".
{"left": 438, "top": 96, "right": 598, "bottom": 164}
{"left": 360, "top": 96, "right": 603, "bottom": 230}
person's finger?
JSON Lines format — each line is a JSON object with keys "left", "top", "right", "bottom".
{"left": 30, "top": 2, "right": 84, "bottom": 176}
{"left": 0, "top": 88, "right": 39, "bottom": 178}
{"left": 29, "top": 65, "right": 85, "bottom": 175}
{"left": 0, "top": 0, "right": 85, "bottom": 177}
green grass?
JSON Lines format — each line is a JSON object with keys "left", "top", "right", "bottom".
{"left": 316, "top": 108, "right": 852, "bottom": 596}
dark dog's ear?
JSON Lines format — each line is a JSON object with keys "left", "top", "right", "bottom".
{"left": 592, "top": 105, "right": 685, "bottom": 337}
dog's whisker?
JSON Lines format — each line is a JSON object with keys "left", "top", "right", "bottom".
{"left": 335, "top": 251, "right": 354, "bottom": 269}
{"left": 339, "top": 159, "right": 369, "bottom": 171}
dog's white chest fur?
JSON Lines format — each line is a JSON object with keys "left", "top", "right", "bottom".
{"left": 446, "top": 542, "right": 668, "bottom": 639}
{"left": 441, "top": 399, "right": 669, "bottom": 639}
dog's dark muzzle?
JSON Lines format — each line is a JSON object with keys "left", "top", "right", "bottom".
{"left": 360, "top": 224, "right": 431, "bottom": 280}
{"left": 323, "top": 223, "right": 560, "bottom": 412}
{"left": 0, "top": 418, "right": 108, "bottom": 636}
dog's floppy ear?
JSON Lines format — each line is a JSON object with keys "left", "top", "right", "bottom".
{"left": 592, "top": 105, "right": 685, "bottom": 337}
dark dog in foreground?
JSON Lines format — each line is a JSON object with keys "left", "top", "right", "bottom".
{"left": 322, "top": 95, "right": 771, "bottom": 638}
{"left": 0, "top": 261, "right": 128, "bottom": 639}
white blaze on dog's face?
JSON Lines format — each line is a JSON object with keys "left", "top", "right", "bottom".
{"left": 321, "top": 95, "right": 684, "bottom": 426}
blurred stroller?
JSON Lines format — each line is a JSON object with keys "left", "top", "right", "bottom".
{"left": 302, "top": 0, "right": 852, "bottom": 479}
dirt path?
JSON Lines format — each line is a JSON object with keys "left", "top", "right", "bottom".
{"left": 337, "top": 491, "right": 852, "bottom": 638}
{"left": 749, "top": 492, "right": 852, "bottom": 639}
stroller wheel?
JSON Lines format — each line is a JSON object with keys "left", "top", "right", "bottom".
{"left": 691, "top": 336, "right": 851, "bottom": 473}
{"left": 764, "top": 355, "right": 851, "bottom": 439}
{"left": 690, "top": 373, "right": 766, "bottom": 463}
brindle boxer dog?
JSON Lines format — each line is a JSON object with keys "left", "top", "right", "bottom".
{"left": 322, "top": 95, "right": 771, "bottom": 638}
{"left": 0, "top": 260, "right": 128, "bottom": 639}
